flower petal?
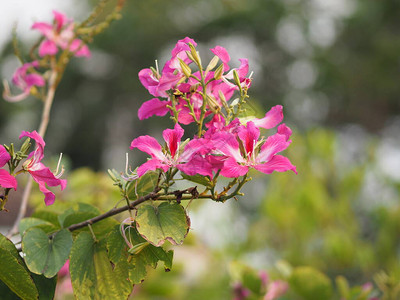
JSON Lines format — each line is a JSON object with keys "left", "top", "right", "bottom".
{"left": 52, "top": 10, "right": 69, "bottom": 31}
{"left": 257, "top": 133, "right": 290, "bottom": 163}
{"left": 138, "top": 98, "right": 170, "bottom": 120}
{"left": 220, "top": 157, "right": 248, "bottom": 178}
{"left": 37, "top": 181, "right": 56, "bottom": 206}
{"left": 137, "top": 158, "right": 169, "bottom": 177}
{"left": 38, "top": 40, "right": 58, "bottom": 57}
{"left": 277, "top": 123, "right": 292, "bottom": 141}
{"left": 212, "top": 132, "right": 245, "bottom": 163}
{"left": 254, "top": 155, "right": 297, "bottom": 175}
{"left": 19, "top": 130, "right": 45, "bottom": 161}
{"left": 24, "top": 74, "right": 46, "bottom": 88}
{"left": 0, "top": 145, "right": 11, "bottom": 168}
{"left": 69, "top": 39, "right": 91, "bottom": 57}
{"left": 162, "top": 124, "right": 184, "bottom": 158}
{"left": 179, "top": 138, "right": 211, "bottom": 162}
{"left": 138, "top": 68, "right": 160, "bottom": 97}
{"left": 238, "top": 121, "right": 260, "bottom": 156}
{"left": 177, "top": 154, "right": 213, "bottom": 178}
{"left": 210, "top": 46, "right": 230, "bottom": 72}
{"left": 130, "top": 135, "right": 164, "bottom": 161}
{"left": 0, "top": 169, "right": 17, "bottom": 190}
{"left": 31, "top": 22, "right": 53, "bottom": 38}
{"left": 252, "top": 105, "right": 283, "bottom": 129}
{"left": 29, "top": 164, "right": 67, "bottom": 189}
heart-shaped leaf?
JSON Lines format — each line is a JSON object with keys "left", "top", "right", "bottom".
{"left": 22, "top": 228, "right": 73, "bottom": 278}
{"left": 135, "top": 202, "right": 190, "bottom": 247}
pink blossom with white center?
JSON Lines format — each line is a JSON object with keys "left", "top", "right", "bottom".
{"left": 32, "top": 11, "right": 90, "bottom": 58}
{"left": 130, "top": 124, "right": 213, "bottom": 177}
{"left": 3, "top": 61, "right": 45, "bottom": 102}
{"left": 19, "top": 131, "right": 66, "bottom": 206}
{"left": 0, "top": 145, "right": 17, "bottom": 190}
{"left": 212, "top": 121, "right": 297, "bottom": 178}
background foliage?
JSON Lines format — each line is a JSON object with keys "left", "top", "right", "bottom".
{"left": 1, "top": 0, "right": 400, "bottom": 299}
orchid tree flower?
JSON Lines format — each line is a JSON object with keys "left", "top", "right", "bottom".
{"left": 212, "top": 121, "right": 297, "bottom": 178}
{"left": 2, "top": 61, "right": 45, "bottom": 102}
{"left": 0, "top": 146, "right": 17, "bottom": 190}
{"left": 130, "top": 124, "right": 213, "bottom": 177}
{"left": 32, "top": 10, "right": 90, "bottom": 57}
{"left": 19, "top": 131, "right": 66, "bottom": 206}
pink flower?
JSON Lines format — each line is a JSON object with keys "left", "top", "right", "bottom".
{"left": 130, "top": 124, "right": 213, "bottom": 177}
{"left": 138, "top": 37, "right": 195, "bottom": 98}
{"left": 3, "top": 61, "right": 45, "bottom": 102}
{"left": 19, "top": 131, "right": 66, "bottom": 206}
{"left": 0, "top": 146, "right": 17, "bottom": 190}
{"left": 32, "top": 11, "right": 90, "bottom": 57}
{"left": 212, "top": 121, "right": 297, "bottom": 178}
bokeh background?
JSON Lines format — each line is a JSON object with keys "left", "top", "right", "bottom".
{"left": 1, "top": 0, "right": 400, "bottom": 299}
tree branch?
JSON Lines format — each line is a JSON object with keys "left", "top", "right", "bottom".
{"left": 16, "top": 188, "right": 212, "bottom": 252}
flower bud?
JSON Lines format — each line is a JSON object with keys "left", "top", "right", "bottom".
{"left": 214, "top": 64, "right": 224, "bottom": 80}
{"left": 178, "top": 58, "right": 192, "bottom": 78}
{"left": 19, "top": 138, "right": 32, "bottom": 156}
{"left": 206, "top": 55, "right": 220, "bottom": 73}
{"left": 206, "top": 95, "right": 220, "bottom": 114}
{"left": 188, "top": 43, "right": 202, "bottom": 67}
{"left": 233, "top": 69, "right": 241, "bottom": 88}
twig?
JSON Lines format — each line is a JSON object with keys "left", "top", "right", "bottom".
{"left": 16, "top": 188, "right": 211, "bottom": 252}
{"left": 7, "top": 69, "right": 58, "bottom": 238}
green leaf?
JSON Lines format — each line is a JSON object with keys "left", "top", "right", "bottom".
{"left": 181, "top": 173, "right": 212, "bottom": 188}
{"left": 31, "top": 273, "right": 57, "bottom": 300}
{"left": 0, "top": 280, "right": 20, "bottom": 300}
{"left": 136, "top": 202, "right": 190, "bottom": 247}
{"left": 127, "top": 171, "right": 159, "bottom": 199}
{"left": 0, "top": 246, "right": 38, "bottom": 300}
{"left": 0, "top": 233, "right": 22, "bottom": 263}
{"left": 31, "top": 210, "right": 60, "bottom": 227}
{"left": 289, "top": 266, "right": 333, "bottom": 300}
{"left": 58, "top": 202, "right": 100, "bottom": 227}
{"left": 70, "top": 232, "right": 132, "bottom": 300}
{"left": 106, "top": 225, "right": 128, "bottom": 264}
{"left": 22, "top": 228, "right": 73, "bottom": 278}
{"left": 58, "top": 202, "right": 118, "bottom": 237}
{"left": 19, "top": 217, "right": 58, "bottom": 236}
{"left": 106, "top": 224, "right": 173, "bottom": 285}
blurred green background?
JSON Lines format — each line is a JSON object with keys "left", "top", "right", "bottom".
{"left": 1, "top": 0, "right": 400, "bottom": 298}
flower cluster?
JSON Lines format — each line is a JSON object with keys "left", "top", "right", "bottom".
{"left": 3, "top": 11, "right": 90, "bottom": 103}
{"left": 32, "top": 10, "right": 90, "bottom": 58}
{"left": 131, "top": 38, "right": 296, "bottom": 192}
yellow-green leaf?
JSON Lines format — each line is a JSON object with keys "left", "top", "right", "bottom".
{"left": 136, "top": 202, "right": 190, "bottom": 247}
{"left": 0, "top": 246, "right": 38, "bottom": 300}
